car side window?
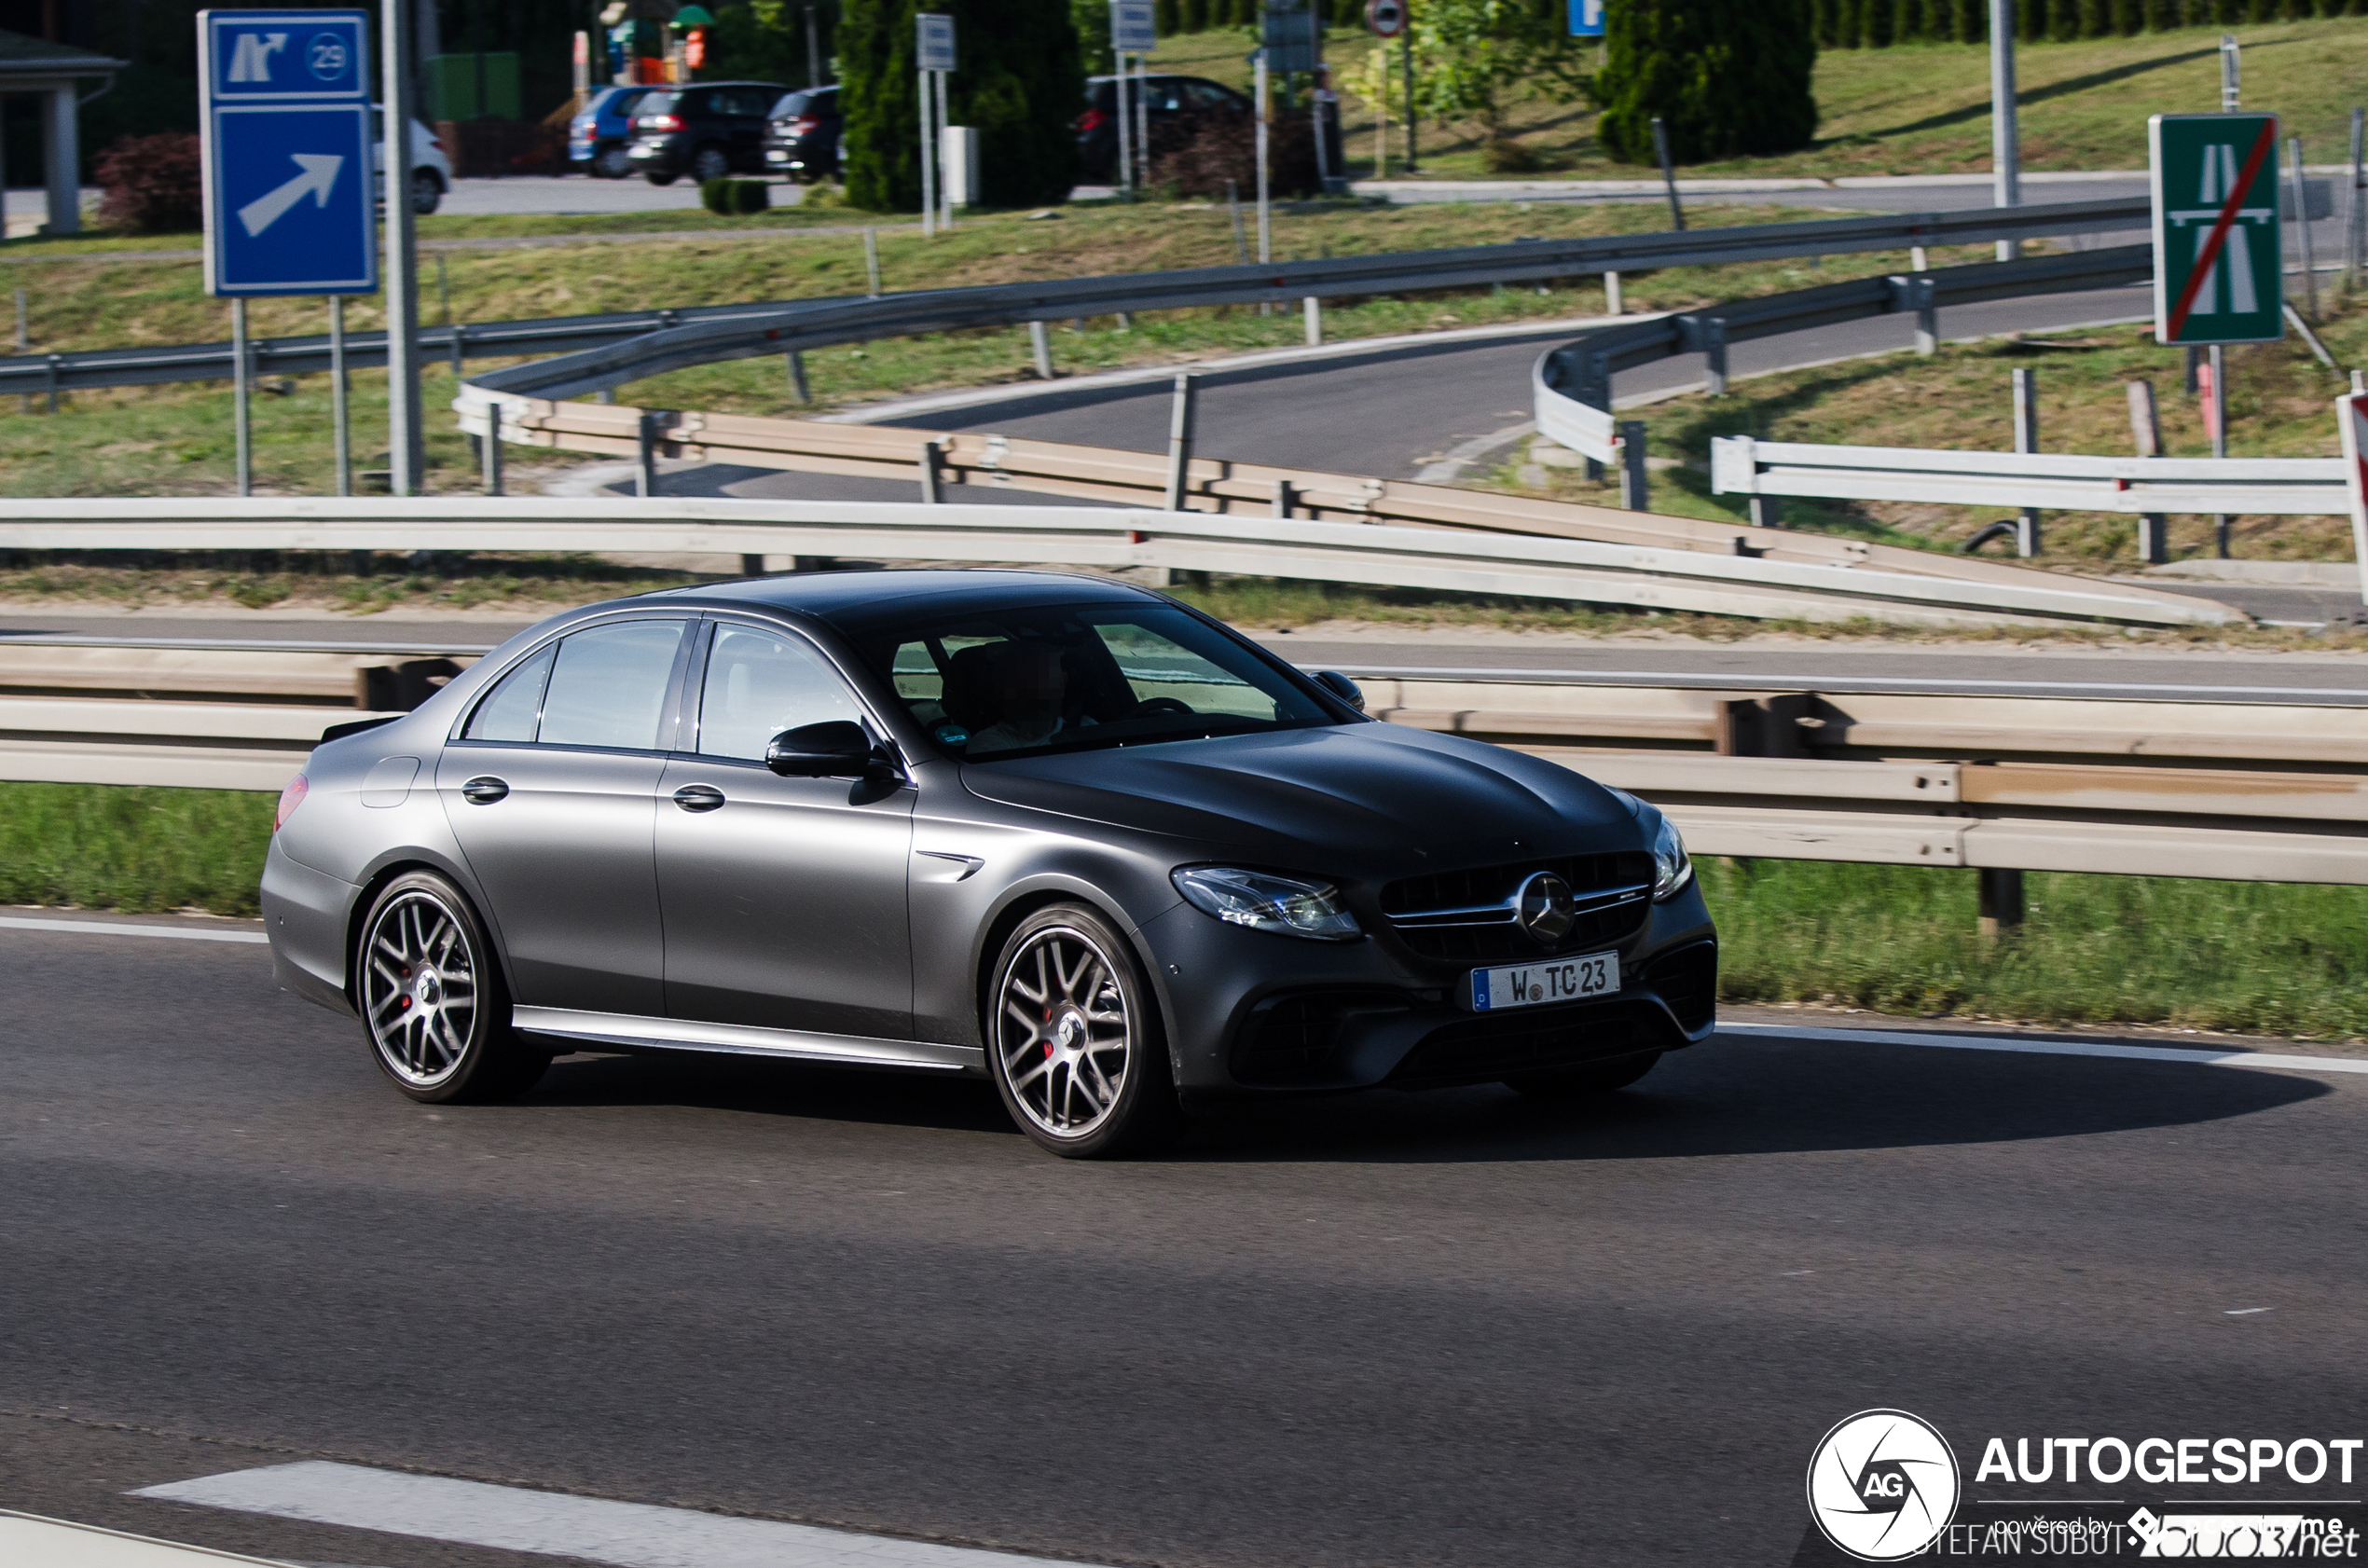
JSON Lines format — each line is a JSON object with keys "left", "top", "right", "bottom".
{"left": 697, "top": 624, "right": 864, "bottom": 761}
{"left": 535, "top": 619, "right": 688, "bottom": 750}
{"left": 462, "top": 644, "right": 556, "bottom": 742}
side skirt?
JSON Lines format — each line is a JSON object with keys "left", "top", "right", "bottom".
{"left": 511, "top": 1007, "right": 985, "bottom": 1075}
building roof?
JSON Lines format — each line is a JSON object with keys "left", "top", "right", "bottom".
{"left": 0, "top": 29, "right": 127, "bottom": 76}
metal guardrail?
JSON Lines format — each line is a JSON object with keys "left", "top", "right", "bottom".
{"left": 0, "top": 197, "right": 2151, "bottom": 399}
{"left": 0, "top": 494, "right": 2245, "bottom": 629}
{"left": 1709, "top": 437, "right": 2349, "bottom": 517}
{"left": 1532, "top": 244, "right": 2158, "bottom": 468}
{"left": 10, "top": 652, "right": 2368, "bottom": 884}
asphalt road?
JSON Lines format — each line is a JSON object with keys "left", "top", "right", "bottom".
{"left": 4, "top": 917, "right": 2362, "bottom": 1566}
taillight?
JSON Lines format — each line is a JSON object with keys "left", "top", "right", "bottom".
{"left": 1077, "top": 107, "right": 1107, "bottom": 133}
{"left": 428, "top": 137, "right": 446, "bottom": 152}
{"left": 274, "top": 773, "right": 309, "bottom": 832}
{"left": 642, "top": 113, "right": 683, "bottom": 131}
{"left": 790, "top": 114, "right": 819, "bottom": 135}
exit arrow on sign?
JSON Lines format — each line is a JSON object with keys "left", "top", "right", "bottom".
{"left": 237, "top": 154, "right": 344, "bottom": 238}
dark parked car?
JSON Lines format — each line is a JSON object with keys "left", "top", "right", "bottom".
{"left": 1076, "top": 74, "right": 1250, "bottom": 183}
{"left": 626, "top": 80, "right": 786, "bottom": 185}
{"left": 568, "top": 84, "right": 654, "bottom": 180}
{"left": 762, "top": 85, "right": 841, "bottom": 183}
{"left": 262, "top": 571, "right": 1715, "bottom": 1158}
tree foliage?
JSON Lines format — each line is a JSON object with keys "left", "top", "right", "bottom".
{"left": 1346, "top": 0, "right": 1593, "bottom": 143}
{"left": 1594, "top": 0, "right": 1818, "bottom": 164}
{"left": 841, "top": 0, "right": 1085, "bottom": 211}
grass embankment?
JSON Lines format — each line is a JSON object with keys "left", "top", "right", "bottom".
{"left": 1501, "top": 289, "right": 2368, "bottom": 571}
{"left": 13, "top": 776, "right": 2365, "bottom": 1038}
{"left": 1156, "top": 19, "right": 2368, "bottom": 180}
{"left": 0, "top": 198, "right": 1984, "bottom": 499}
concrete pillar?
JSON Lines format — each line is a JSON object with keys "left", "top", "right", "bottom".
{"left": 44, "top": 84, "right": 78, "bottom": 235}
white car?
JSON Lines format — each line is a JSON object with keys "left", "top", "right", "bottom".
{"left": 368, "top": 110, "right": 453, "bottom": 215}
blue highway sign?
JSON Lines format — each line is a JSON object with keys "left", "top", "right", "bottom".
{"left": 200, "top": 9, "right": 377, "bottom": 297}
{"left": 1568, "top": 0, "right": 1605, "bottom": 35}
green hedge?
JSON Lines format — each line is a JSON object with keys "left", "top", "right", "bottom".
{"left": 1815, "top": 0, "right": 2361, "bottom": 48}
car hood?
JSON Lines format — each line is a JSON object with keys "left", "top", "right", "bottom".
{"left": 959, "top": 722, "right": 1639, "bottom": 873}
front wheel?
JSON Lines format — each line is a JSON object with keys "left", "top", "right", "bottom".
{"left": 643, "top": 168, "right": 679, "bottom": 186}
{"left": 409, "top": 171, "right": 442, "bottom": 214}
{"left": 689, "top": 144, "right": 732, "bottom": 183}
{"left": 357, "top": 871, "right": 547, "bottom": 1104}
{"left": 988, "top": 903, "right": 1179, "bottom": 1159}
{"left": 592, "top": 144, "right": 632, "bottom": 180}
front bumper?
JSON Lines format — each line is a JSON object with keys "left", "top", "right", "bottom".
{"left": 1140, "top": 879, "right": 1716, "bottom": 1097}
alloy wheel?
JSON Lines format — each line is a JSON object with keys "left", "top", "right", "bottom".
{"left": 363, "top": 888, "right": 481, "bottom": 1090}
{"left": 996, "top": 925, "right": 1132, "bottom": 1140}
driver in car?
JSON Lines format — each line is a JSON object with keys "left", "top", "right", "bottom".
{"left": 969, "top": 640, "right": 1098, "bottom": 754}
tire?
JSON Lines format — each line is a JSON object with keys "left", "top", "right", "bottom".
{"left": 987, "top": 902, "right": 1180, "bottom": 1159}
{"left": 355, "top": 871, "right": 548, "bottom": 1104}
{"left": 408, "top": 171, "right": 442, "bottom": 214}
{"left": 1503, "top": 1050, "right": 1662, "bottom": 1100}
{"left": 643, "top": 168, "right": 679, "bottom": 186}
{"left": 689, "top": 144, "right": 732, "bottom": 184}
{"left": 592, "top": 144, "right": 633, "bottom": 180}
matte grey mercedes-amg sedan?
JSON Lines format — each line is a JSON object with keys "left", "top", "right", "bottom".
{"left": 263, "top": 570, "right": 1716, "bottom": 1157}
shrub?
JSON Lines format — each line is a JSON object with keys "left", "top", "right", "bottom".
{"left": 1147, "top": 111, "right": 1321, "bottom": 199}
{"left": 1596, "top": 0, "right": 1818, "bottom": 164}
{"left": 842, "top": 0, "right": 1082, "bottom": 213}
{"left": 94, "top": 132, "right": 203, "bottom": 235}
{"left": 730, "top": 178, "right": 771, "bottom": 213}
{"left": 701, "top": 175, "right": 735, "bottom": 213}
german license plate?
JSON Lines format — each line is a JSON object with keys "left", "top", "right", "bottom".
{"left": 1468, "top": 952, "right": 1619, "bottom": 1011}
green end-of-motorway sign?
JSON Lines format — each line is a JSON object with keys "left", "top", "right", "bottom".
{"left": 2151, "top": 112, "right": 2285, "bottom": 346}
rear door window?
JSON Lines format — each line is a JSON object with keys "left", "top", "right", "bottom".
{"left": 535, "top": 619, "right": 688, "bottom": 750}
{"left": 463, "top": 644, "right": 555, "bottom": 742}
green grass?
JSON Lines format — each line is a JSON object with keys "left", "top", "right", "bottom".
{"left": 1707, "top": 858, "right": 2368, "bottom": 1038}
{"left": 0, "top": 782, "right": 276, "bottom": 916}
{"left": 1157, "top": 20, "right": 2368, "bottom": 180}
{"left": 12, "top": 775, "right": 2368, "bottom": 1037}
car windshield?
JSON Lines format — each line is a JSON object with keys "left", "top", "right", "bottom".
{"left": 851, "top": 601, "right": 1340, "bottom": 762}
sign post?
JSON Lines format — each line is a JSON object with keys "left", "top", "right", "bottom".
{"left": 1111, "top": 0, "right": 1155, "bottom": 198}
{"left": 198, "top": 8, "right": 376, "bottom": 497}
{"left": 915, "top": 13, "right": 954, "bottom": 236}
{"left": 2339, "top": 390, "right": 2368, "bottom": 609}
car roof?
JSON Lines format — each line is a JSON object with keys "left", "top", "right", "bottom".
{"left": 653, "top": 568, "right": 1163, "bottom": 633}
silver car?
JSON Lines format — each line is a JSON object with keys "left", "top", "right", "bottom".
{"left": 263, "top": 571, "right": 1716, "bottom": 1157}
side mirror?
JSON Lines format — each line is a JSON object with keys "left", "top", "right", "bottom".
{"left": 1313, "top": 670, "right": 1365, "bottom": 712}
{"left": 765, "top": 720, "right": 882, "bottom": 778}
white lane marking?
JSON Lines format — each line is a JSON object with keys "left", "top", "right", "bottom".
{"left": 2225, "top": 1307, "right": 2274, "bottom": 1315}
{"left": 1721, "top": 1021, "right": 2368, "bottom": 1076}
{"left": 1413, "top": 420, "right": 1536, "bottom": 485}
{"left": 1, "top": 1509, "right": 300, "bottom": 1566}
{"left": 0, "top": 916, "right": 268, "bottom": 944}
{"left": 135, "top": 1462, "right": 1101, "bottom": 1568}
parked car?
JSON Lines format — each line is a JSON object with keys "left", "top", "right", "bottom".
{"left": 761, "top": 85, "right": 841, "bottom": 184}
{"left": 626, "top": 81, "right": 787, "bottom": 186}
{"left": 368, "top": 109, "right": 453, "bottom": 214}
{"left": 1075, "top": 74, "right": 1249, "bottom": 184}
{"left": 261, "top": 570, "right": 1716, "bottom": 1159}
{"left": 568, "top": 85, "right": 654, "bottom": 179}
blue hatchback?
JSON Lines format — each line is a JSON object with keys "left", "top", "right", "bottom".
{"left": 569, "top": 85, "right": 654, "bottom": 179}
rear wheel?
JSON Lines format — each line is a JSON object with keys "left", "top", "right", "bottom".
{"left": 592, "top": 144, "right": 632, "bottom": 179}
{"left": 689, "top": 144, "right": 732, "bottom": 183}
{"left": 357, "top": 871, "right": 547, "bottom": 1104}
{"left": 1503, "top": 1050, "right": 1662, "bottom": 1100}
{"left": 408, "top": 171, "right": 442, "bottom": 214}
{"left": 988, "top": 903, "right": 1178, "bottom": 1159}
{"left": 643, "top": 168, "right": 679, "bottom": 186}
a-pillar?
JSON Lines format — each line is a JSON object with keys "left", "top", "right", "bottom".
{"left": 43, "top": 85, "right": 79, "bottom": 235}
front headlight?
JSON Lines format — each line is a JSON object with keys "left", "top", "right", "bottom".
{"left": 1172, "top": 867, "right": 1362, "bottom": 942}
{"left": 1651, "top": 814, "right": 1693, "bottom": 900}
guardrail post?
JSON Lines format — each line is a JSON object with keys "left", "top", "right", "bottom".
{"left": 2127, "top": 379, "right": 2168, "bottom": 565}
{"left": 1977, "top": 867, "right": 2025, "bottom": 938}
{"left": 918, "top": 438, "right": 943, "bottom": 503}
{"left": 1302, "top": 296, "right": 1322, "bottom": 347}
{"left": 787, "top": 351, "right": 810, "bottom": 404}
{"left": 636, "top": 410, "right": 660, "bottom": 498}
{"left": 481, "top": 399, "right": 503, "bottom": 497}
{"left": 1273, "top": 478, "right": 1293, "bottom": 518}
{"left": 448, "top": 322, "right": 465, "bottom": 383}
{"left": 43, "top": 351, "right": 60, "bottom": 414}
{"left": 1749, "top": 496, "right": 1781, "bottom": 529}
{"left": 1604, "top": 270, "right": 1622, "bottom": 317}
{"left": 1913, "top": 275, "right": 1938, "bottom": 356}
{"left": 1618, "top": 421, "right": 1649, "bottom": 512}
{"left": 1703, "top": 317, "right": 1728, "bottom": 397}
{"left": 1164, "top": 372, "right": 1199, "bottom": 512}
{"left": 1028, "top": 320, "right": 1053, "bottom": 380}
{"left": 2012, "top": 368, "right": 2042, "bottom": 557}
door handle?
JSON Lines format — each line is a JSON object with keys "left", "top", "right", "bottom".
{"left": 460, "top": 776, "right": 508, "bottom": 805}
{"left": 672, "top": 783, "right": 726, "bottom": 813}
